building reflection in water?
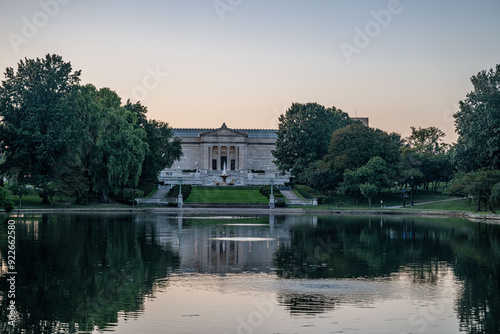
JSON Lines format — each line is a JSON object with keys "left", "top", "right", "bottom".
{"left": 137, "top": 213, "right": 318, "bottom": 274}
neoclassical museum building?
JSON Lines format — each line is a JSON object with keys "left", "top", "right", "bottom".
{"left": 159, "top": 123, "right": 289, "bottom": 186}
{"left": 159, "top": 119, "right": 368, "bottom": 186}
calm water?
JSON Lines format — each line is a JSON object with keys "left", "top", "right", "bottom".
{"left": 1, "top": 213, "right": 499, "bottom": 334}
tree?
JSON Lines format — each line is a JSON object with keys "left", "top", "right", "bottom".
{"left": 405, "top": 126, "right": 448, "bottom": 154}
{"left": 7, "top": 181, "right": 31, "bottom": 209}
{"left": 326, "top": 123, "right": 400, "bottom": 176}
{"left": 0, "top": 186, "right": 14, "bottom": 212}
{"left": 341, "top": 156, "right": 393, "bottom": 205}
{"left": 359, "top": 183, "right": 379, "bottom": 208}
{"left": 445, "top": 170, "right": 500, "bottom": 211}
{"left": 453, "top": 64, "right": 500, "bottom": 171}
{"left": 87, "top": 89, "right": 148, "bottom": 202}
{"left": 398, "top": 126, "right": 453, "bottom": 191}
{"left": 66, "top": 85, "right": 149, "bottom": 202}
{"left": 272, "top": 103, "right": 352, "bottom": 181}
{"left": 0, "top": 54, "right": 81, "bottom": 203}
{"left": 124, "top": 101, "right": 182, "bottom": 183}
{"left": 303, "top": 160, "right": 341, "bottom": 195}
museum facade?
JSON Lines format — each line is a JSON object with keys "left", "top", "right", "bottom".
{"left": 159, "top": 123, "right": 289, "bottom": 186}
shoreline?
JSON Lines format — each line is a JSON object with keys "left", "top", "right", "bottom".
{"left": 2, "top": 206, "right": 500, "bottom": 223}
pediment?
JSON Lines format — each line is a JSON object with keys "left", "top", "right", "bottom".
{"left": 199, "top": 123, "right": 248, "bottom": 138}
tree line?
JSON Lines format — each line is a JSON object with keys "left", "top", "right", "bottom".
{"left": 273, "top": 64, "right": 500, "bottom": 210}
{"left": 0, "top": 54, "right": 182, "bottom": 209}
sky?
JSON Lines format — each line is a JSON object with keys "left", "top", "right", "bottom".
{"left": 1, "top": 0, "right": 499, "bottom": 143}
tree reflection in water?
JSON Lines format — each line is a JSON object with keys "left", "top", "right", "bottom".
{"left": 273, "top": 215, "right": 500, "bottom": 332}
{"left": 0, "top": 214, "right": 180, "bottom": 333}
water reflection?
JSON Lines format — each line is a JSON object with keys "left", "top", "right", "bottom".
{"left": 0, "top": 214, "right": 180, "bottom": 333}
{"left": 0, "top": 213, "right": 499, "bottom": 333}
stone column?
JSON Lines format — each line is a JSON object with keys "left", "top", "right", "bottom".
{"left": 236, "top": 146, "right": 239, "bottom": 170}
{"left": 208, "top": 146, "right": 212, "bottom": 170}
{"left": 217, "top": 146, "right": 221, "bottom": 170}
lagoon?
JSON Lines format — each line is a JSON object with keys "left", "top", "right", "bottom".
{"left": 1, "top": 213, "right": 499, "bottom": 333}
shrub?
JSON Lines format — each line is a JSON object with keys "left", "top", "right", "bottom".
{"left": 167, "top": 184, "right": 192, "bottom": 200}
{"left": 275, "top": 200, "right": 286, "bottom": 207}
{"left": 322, "top": 196, "right": 335, "bottom": 205}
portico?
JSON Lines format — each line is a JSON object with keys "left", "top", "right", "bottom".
{"left": 159, "top": 123, "right": 290, "bottom": 186}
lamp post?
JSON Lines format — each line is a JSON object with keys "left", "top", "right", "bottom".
{"left": 177, "top": 177, "right": 183, "bottom": 208}
{"left": 269, "top": 179, "right": 275, "bottom": 209}
{"left": 410, "top": 176, "right": 414, "bottom": 206}
{"left": 403, "top": 189, "right": 406, "bottom": 208}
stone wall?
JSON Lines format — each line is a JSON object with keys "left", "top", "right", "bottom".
{"left": 245, "top": 143, "right": 277, "bottom": 170}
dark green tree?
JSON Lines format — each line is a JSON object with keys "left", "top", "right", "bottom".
{"left": 326, "top": 123, "right": 400, "bottom": 177}
{"left": 445, "top": 169, "right": 500, "bottom": 211}
{"left": 453, "top": 64, "right": 500, "bottom": 171}
{"left": 124, "top": 101, "right": 182, "bottom": 183}
{"left": 405, "top": 126, "right": 448, "bottom": 154}
{"left": 0, "top": 54, "right": 81, "bottom": 203}
{"left": 341, "top": 156, "right": 393, "bottom": 205}
{"left": 0, "top": 186, "right": 14, "bottom": 212}
{"left": 272, "top": 103, "right": 352, "bottom": 181}
{"left": 303, "top": 160, "right": 342, "bottom": 195}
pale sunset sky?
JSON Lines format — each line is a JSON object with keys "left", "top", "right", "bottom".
{"left": 1, "top": 0, "right": 499, "bottom": 142}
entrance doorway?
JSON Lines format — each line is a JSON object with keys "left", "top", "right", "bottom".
{"left": 221, "top": 156, "right": 227, "bottom": 170}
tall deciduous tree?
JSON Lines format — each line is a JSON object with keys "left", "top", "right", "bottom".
{"left": 272, "top": 103, "right": 352, "bottom": 181}
{"left": 0, "top": 54, "right": 81, "bottom": 203}
{"left": 124, "top": 101, "right": 182, "bottom": 183}
{"left": 341, "top": 156, "right": 393, "bottom": 205}
{"left": 326, "top": 123, "right": 400, "bottom": 176}
{"left": 453, "top": 64, "right": 500, "bottom": 172}
{"left": 406, "top": 126, "right": 448, "bottom": 154}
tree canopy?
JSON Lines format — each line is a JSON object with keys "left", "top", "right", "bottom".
{"left": 272, "top": 102, "right": 352, "bottom": 181}
{"left": 453, "top": 64, "right": 500, "bottom": 172}
{"left": 0, "top": 54, "right": 181, "bottom": 203}
{"left": 325, "top": 123, "right": 400, "bottom": 176}
{"left": 0, "top": 54, "right": 82, "bottom": 202}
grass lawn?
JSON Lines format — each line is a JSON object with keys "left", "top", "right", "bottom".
{"left": 294, "top": 189, "right": 454, "bottom": 210}
{"left": 185, "top": 186, "right": 269, "bottom": 204}
{"left": 408, "top": 198, "right": 482, "bottom": 211}
{"left": 6, "top": 193, "right": 130, "bottom": 209}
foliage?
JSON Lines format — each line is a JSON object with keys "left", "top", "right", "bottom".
{"left": 445, "top": 169, "right": 500, "bottom": 211}
{"left": 359, "top": 183, "right": 379, "bottom": 208}
{"left": 303, "top": 160, "right": 342, "bottom": 195}
{"left": 326, "top": 123, "right": 400, "bottom": 176}
{"left": 273, "top": 102, "right": 352, "bottom": 181}
{"left": 7, "top": 181, "right": 31, "bottom": 208}
{"left": 0, "top": 55, "right": 182, "bottom": 204}
{"left": 167, "top": 184, "right": 192, "bottom": 200}
{"left": 453, "top": 64, "right": 500, "bottom": 171}
{"left": 0, "top": 186, "right": 14, "bottom": 212}
{"left": 405, "top": 126, "right": 448, "bottom": 154}
{"left": 259, "top": 185, "right": 284, "bottom": 198}
{"left": 125, "top": 101, "right": 182, "bottom": 183}
{"left": 341, "top": 157, "right": 393, "bottom": 205}
{"left": 294, "top": 184, "right": 323, "bottom": 200}
{"left": 0, "top": 54, "right": 82, "bottom": 203}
